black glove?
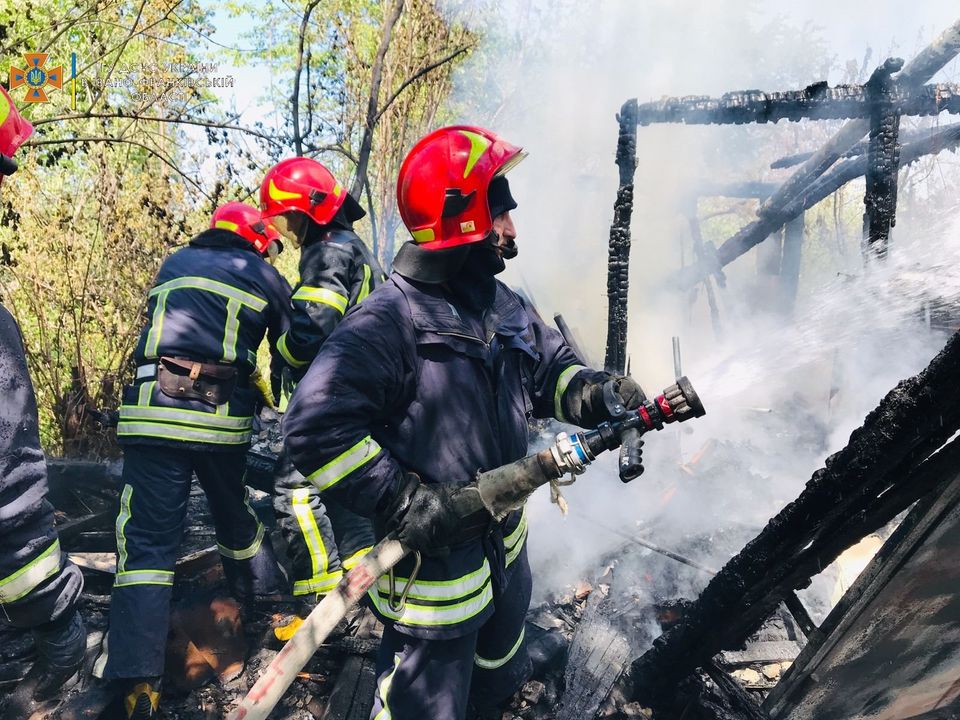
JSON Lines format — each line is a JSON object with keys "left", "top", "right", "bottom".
{"left": 563, "top": 370, "right": 647, "bottom": 428}
{"left": 379, "top": 474, "right": 461, "bottom": 555}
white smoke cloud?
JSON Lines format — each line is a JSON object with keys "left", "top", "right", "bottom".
{"left": 444, "top": 0, "right": 960, "bottom": 615}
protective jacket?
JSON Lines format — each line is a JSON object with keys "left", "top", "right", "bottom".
{"left": 283, "top": 273, "right": 587, "bottom": 639}
{"left": 117, "top": 229, "right": 291, "bottom": 451}
{"left": 276, "top": 228, "right": 386, "bottom": 378}
{"left": 0, "top": 304, "right": 83, "bottom": 627}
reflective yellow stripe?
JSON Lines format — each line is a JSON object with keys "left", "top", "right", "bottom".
{"left": 505, "top": 519, "right": 528, "bottom": 568}
{"left": 116, "top": 485, "right": 133, "bottom": 573}
{"left": 144, "top": 290, "right": 169, "bottom": 358}
{"left": 460, "top": 130, "right": 492, "bottom": 179}
{"left": 214, "top": 220, "right": 239, "bottom": 232}
{"left": 375, "top": 559, "right": 491, "bottom": 602}
{"left": 292, "top": 286, "right": 349, "bottom": 315}
{"left": 291, "top": 487, "right": 329, "bottom": 581}
{"left": 222, "top": 298, "right": 242, "bottom": 362}
{"left": 277, "top": 332, "right": 310, "bottom": 368}
{"left": 373, "top": 655, "right": 401, "bottom": 720}
{"left": 114, "top": 569, "right": 174, "bottom": 587}
{"left": 293, "top": 570, "right": 342, "bottom": 596}
{"left": 0, "top": 539, "right": 62, "bottom": 603}
{"left": 220, "top": 487, "right": 266, "bottom": 560}
{"left": 150, "top": 276, "right": 268, "bottom": 311}
{"left": 342, "top": 546, "right": 372, "bottom": 570}
{"left": 369, "top": 579, "right": 493, "bottom": 627}
{"left": 116, "top": 421, "right": 251, "bottom": 445}
{"left": 358, "top": 264, "right": 372, "bottom": 303}
{"left": 554, "top": 364, "right": 586, "bottom": 423}
{"left": 504, "top": 507, "right": 527, "bottom": 548}
{"left": 268, "top": 178, "right": 302, "bottom": 201}
{"left": 138, "top": 379, "right": 155, "bottom": 406}
{"left": 119, "top": 405, "right": 253, "bottom": 430}
{"left": 306, "top": 436, "right": 381, "bottom": 492}
{"left": 475, "top": 627, "right": 525, "bottom": 670}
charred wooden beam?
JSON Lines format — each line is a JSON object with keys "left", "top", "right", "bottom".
{"left": 605, "top": 99, "right": 638, "bottom": 373}
{"left": 770, "top": 126, "right": 942, "bottom": 169}
{"left": 626, "top": 330, "right": 960, "bottom": 706}
{"left": 633, "top": 81, "right": 959, "bottom": 127}
{"left": 862, "top": 59, "right": 903, "bottom": 259}
{"left": 674, "top": 123, "right": 960, "bottom": 289}
{"left": 760, "top": 19, "right": 960, "bottom": 218}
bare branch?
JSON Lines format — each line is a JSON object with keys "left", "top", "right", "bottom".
{"left": 32, "top": 111, "right": 283, "bottom": 147}
{"left": 292, "top": 1, "right": 322, "bottom": 156}
{"left": 351, "top": 0, "right": 406, "bottom": 198}
{"left": 373, "top": 44, "right": 472, "bottom": 125}
{"left": 23, "top": 135, "right": 212, "bottom": 200}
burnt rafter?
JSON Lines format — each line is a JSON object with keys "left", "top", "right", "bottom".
{"left": 863, "top": 58, "right": 903, "bottom": 259}
{"left": 633, "top": 79, "right": 960, "bottom": 127}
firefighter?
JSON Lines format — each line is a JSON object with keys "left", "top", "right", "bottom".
{"left": 258, "top": 158, "right": 384, "bottom": 600}
{"left": 0, "top": 87, "right": 86, "bottom": 715}
{"left": 102, "top": 202, "right": 291, "bottom": 719}
{"left": 282, "top": 126, "right": 645, "bottom": 719}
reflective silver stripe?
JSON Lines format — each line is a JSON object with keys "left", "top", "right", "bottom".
{"left": 222, "top": 298, "right": 242, "bottom": 363}
{"left": 0, "top": 539, "right": 62, "bottom": 603}
{"left": 219, "top": 523, "right": 264, "bottom": 561}
{"left": 136, "top": 364, "right": 156, "bottom": 380}
{"left": 554, "top": 364, "right": 587, "bottom": 423}
{"left": 475, "top": 627, "right": 525, "bottom": 670}
{"left": 292, "top": 487, "right": 328, "bottom": 579}
{"left": 116, "top": 421, "right": 251, "bottom": 445}
{"left": 369, "top": 579, "right": 493, "bottom": 627}
{"left": 138, "top": 380, "right": 155, "bottom": 406}
{"left": 116, "top": 485, "right": 134, "bottom": 573}
{"left": 277, "top": 332, "right": 309, "bottom": 368}
{"left": 119, "top": 405, "right": 253, "bottom": 430}
{"left": 375, "top": 559, "right": 491, "bottom": 602}
{"left": 150, "top": 276, "right": 267, "bottom": 311}
{"left": 292, "top": 286, "right": 348, "bottom": 314}
{"left": 144, "top": 290, "right": 169, "bottom": 358}
{"left": 114, "top": 570, "right": 174, "bottom": 587}
{"left": 293, "top": 572, "right": 342, "bottom": 596}
{"left": 306, "top": 436, "right": 382, "bottom": 492}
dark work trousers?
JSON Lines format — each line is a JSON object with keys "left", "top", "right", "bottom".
{"left": 273, "top": 450, "right": 375, "bottom": 597}
{"left": 369, "top": 548, "right": 533, "bottom": 720}
{"left": 103, "top": 444, "right": 286, "bottom": 680}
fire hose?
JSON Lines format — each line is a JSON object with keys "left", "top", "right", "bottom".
{"left": 227, "top": 377, "right": 705, "bottom": 720}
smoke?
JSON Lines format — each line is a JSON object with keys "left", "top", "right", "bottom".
{"left": 445, "top": 0, "right": 960, "bottom": 615}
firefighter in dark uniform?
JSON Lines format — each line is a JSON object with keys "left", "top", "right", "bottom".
{"left": 258, "top": 158, "right": 385, "bottom": 599}
{"left": 0, "top": 86, "right": 86, "bottom": 716}
{"left": 103, "top": 202, "right": 291, "bottom": 719}
{"left": 282, "top": 126, "right": 645, "bottom": 720}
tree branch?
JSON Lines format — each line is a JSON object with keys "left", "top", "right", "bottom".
{"left": 23, "top": 136, "right": 212, "bottom": 200}
{"left": 32, "top": 111, "right": 284, "bottom": 147}
{"left": 350, "top": 0, "right": 405, "bottom": 198}
{"left": 292, "top": 1, "right": 322, "bottom": 156}
{"left": 373, "top": 43, "right": 472, "bottom": 125}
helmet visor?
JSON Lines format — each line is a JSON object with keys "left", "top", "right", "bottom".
{"left": 272, "top": 212, "right": 307, "bottom": 247}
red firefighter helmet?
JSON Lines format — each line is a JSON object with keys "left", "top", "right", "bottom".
{"left": 259, "top": 157, "right": 348, "bottom": 226}
{"left": 0, "top": 86, "right": 33, "bottom": 177}
{"left": 396, "top": 126, "right": 525, "bottom": 251}
{"left": 210, "top": 201, "right": 281, "bottom": 256}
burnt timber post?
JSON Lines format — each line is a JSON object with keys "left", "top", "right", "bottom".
{"left": 605, "top": 99, "right": 638, "bottom": 374}
{"left": 863, "top": 58, "right": 904, "bottom": 260}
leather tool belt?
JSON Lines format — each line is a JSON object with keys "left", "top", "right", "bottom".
{"left": 155, "top": 356, "right": 238, "bottom": 406}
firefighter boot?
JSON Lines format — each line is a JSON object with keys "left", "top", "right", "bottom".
{"left": 28, "top": 608, "right": 87, "bottom": 699}
{"left": 121, "top": 678, "right": 161, "bottom": 719}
